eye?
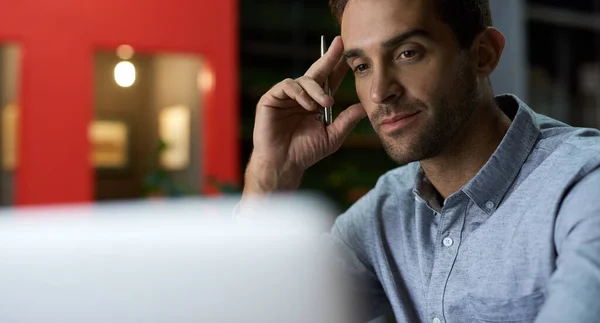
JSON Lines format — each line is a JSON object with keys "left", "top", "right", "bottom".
{"left": 353, "top": 63, "right": 369, "bottom": 73}
{"left": 398, "top": 50, "right": 418, "bottom": 59}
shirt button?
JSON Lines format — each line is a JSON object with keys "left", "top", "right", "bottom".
{"left": 485, "top": 201, "right": 495, "bottom": 209}
{"left": 443, "top": 236, "right": 453, "bottom": 247}
{"left": 433, "top": 317, "right": 442, "bottom": 323}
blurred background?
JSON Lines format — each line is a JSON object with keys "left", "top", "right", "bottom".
{"left": 0, "top": 0, "right": 598, "bottom": 211}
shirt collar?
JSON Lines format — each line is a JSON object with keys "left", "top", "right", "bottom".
{"left": 413, "top": 94, "right": 541, "bottom": 215}
{"left": 413, "top": 165, "right": 444, "bottom": 212}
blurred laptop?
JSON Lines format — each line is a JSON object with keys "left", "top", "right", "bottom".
{"left": 0, "top": 195, "right": 357, "bottom": 323}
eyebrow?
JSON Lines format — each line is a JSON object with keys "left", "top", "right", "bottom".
{"left": 343, "top": 29, "right": 432, "bottom": 62}
{"left": 382, "top": 29, "right": 432, "bottom": 49}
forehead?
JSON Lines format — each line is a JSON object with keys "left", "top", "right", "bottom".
{"left": 341, "top": 0, "right": 442, "bottom": 49}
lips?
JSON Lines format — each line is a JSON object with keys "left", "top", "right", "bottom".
{"left": 381, "top": 111, "right": 421, "bottom": 125}
{"left": 379, "top": 111, "right": 421, "bottom": 133}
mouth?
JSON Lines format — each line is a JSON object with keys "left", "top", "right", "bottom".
{"left": 379, "top": 111, "right": 421, "bottom": 133}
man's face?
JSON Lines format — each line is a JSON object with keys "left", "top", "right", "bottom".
{"left": 341, "top": 0, "right": 479, "bottom": 164}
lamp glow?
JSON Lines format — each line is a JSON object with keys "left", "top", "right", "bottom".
{"left": 116, "top": 45, "right": 134, "bottom": 60}
{"left": 197, "top": 69, "right": 214, "bottom": 92}
{"left": 114, "top": 61, "right": 136, "bottom": 87}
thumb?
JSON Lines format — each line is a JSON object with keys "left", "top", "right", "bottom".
{"left": 327, "top": 103, "right": 368, "bottom": 147}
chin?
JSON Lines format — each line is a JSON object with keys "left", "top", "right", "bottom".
{"left": 380, "top": 139, "right": 416, "bottom": 165}
{"left": 394, "top": 153, "right": 423, "bottom": 165}
{"left": 381, "top": 133, "right": 439, "bottom": 165}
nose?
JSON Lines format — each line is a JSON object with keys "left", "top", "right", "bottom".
{"left": 370, "top": 64, "right": 403, "bottom": 105}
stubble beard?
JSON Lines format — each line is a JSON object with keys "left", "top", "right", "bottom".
{"left": 373, "top": 60, "right": 479, "bottom": 165}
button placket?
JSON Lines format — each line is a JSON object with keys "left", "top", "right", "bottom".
{"left": 427, "top": 193, "right": 467, "bottom": 323}
{"left": 427, "top": 208, "right": 455, "bottom": 323}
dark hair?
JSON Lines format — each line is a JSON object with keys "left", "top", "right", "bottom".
{"left": 329, "top": 0, "right": 492, "bottom": 48}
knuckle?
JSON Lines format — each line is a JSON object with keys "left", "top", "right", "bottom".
{"left": 297, "top": 75, "right": 312, "bottom": 83}
{"left": 256, "top": 97, "right": 269, "bottom": 110}
{"left": 257, "top": 95, "right": 268, "bottom": 106}
{"left": 297, "top": 86, "right": 307, "bottom": 97}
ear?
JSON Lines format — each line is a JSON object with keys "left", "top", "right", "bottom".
{"left": 470, "top": 27, "right": 505, "bottom": 77}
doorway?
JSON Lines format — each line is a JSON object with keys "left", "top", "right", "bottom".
{"left": 93, "top": 48, "right": 206, "bottom": 200}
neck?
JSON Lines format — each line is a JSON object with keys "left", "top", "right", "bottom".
{"left": 420, "top": 97, "right": 512, "bottom": 200}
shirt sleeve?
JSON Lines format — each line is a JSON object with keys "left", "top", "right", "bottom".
{"left": 534, "top": 167, "right": 600, "bottom": 322}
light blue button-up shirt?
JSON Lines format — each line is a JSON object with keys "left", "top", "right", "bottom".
{"left": 332, "top": 94, "right": 600, "bottom": 323}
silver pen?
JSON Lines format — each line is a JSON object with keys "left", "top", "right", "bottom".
{"left": 320, "top": 35, "right": 333, "bottom": 125}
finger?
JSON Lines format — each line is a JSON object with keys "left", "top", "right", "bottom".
{"left": 304, "top": 36, "right": 344, "bottom": 84}
{"left": 329, "top": 56, "right": 350, "bottom": 94}
{"left": 328, "top": 104, "right": 368, "bottom": 146}
{"left": 327, "top": 103, "right": 368, "bottom": 146}
{"left": 265, "top": 78, "right": 319, "bottom": 111}
{"left": 296, "top": 76, "right": 334, "bottom": 107}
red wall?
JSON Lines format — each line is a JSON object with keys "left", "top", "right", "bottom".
{"left": 0, "top": 0, "right": 239, "bottom": 205}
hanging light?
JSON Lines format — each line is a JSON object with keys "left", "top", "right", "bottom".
{"left": 114, "top": 61, "right": 136, "bottom": 87}
{"left": 116, "top": 44, "right": 134, "bottom": 60}
{"left": 197, "top": 68, "right": 214, "bottom": 92}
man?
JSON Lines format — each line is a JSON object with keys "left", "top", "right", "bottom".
{"left": 241, "top": 0, "right": 600, "bottom": 322}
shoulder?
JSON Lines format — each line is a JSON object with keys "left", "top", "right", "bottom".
{"left": 332, "top": 163, "right": 418, "bottom": 252}
{"left": 532, "top": 112, "right": 600, "bottom": 174}
{"left": 374, "top": 162, "right": 420, "bottom": 193}
{"left": 535, "top": 111, "right": 600, "bottom": 154}
{"left": 340, "top": 162, "right": 418, "bottom": 221}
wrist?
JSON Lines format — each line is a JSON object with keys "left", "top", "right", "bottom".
{"left": 243, "top": 158, "right": 304, "bottom": 196}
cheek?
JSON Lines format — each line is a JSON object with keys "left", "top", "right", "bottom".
{"left": 354, "top": 77, "right": 375, "bottom": 112}
{"left": 354, "top": 77, "right": 367, "bottom": 99}
{"left": 399, "top": 60, "right": 452, "bottom": 106}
